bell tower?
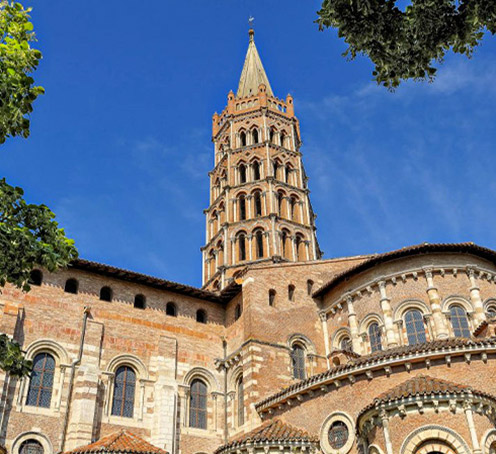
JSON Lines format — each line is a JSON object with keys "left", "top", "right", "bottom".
{"left": 202, "top": 29, "right": 321, "bottom": 290}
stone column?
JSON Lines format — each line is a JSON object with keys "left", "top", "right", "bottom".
{"left": 468, "top": 268, "right": 486, "bottom": 324}
{"left": 378, "top": 281, "right": 398, "bottom": 347}
{"left": 380, "top": 409, "right": 394, "bottom": 454}
{"left": 464, "top": 398, "right": 482, "bottom": 454}
{"left": 248, "top": 235, "right": 253, "bottom": 261}
{"left": 346, "top": 296, "right": 362, "bottom": 354}
{"left": 319, "top": 312, "right": 331, "bottom": 369}
{"left": 424, "top": 269, "right": 449, "bottom": 338}
{"left": 291, "top": 236, "right": 297, "bottom": 261}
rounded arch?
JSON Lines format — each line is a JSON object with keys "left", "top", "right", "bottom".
{"left": 331, "top": 327, "right": 352, "bottom": 350}
{"left": 442, "top": 295, "right": 473, "bottom": 313}
{"left": 228, "top": 365, "right": 244, "bottom": 391}
{"left": 319, "top": 411, "right": 355, "bottom": 454}
{"left": 481, "top": 429, "right": 496, "bottom": 454}
{"left": 25, "top": 339, "right": 69, "bottom": 366}
{"left": 12, "top": 432, "right": 53, "bottom": 454}
{"left": 287, "top": 333, "right": 317, "bottom": 355}
{"left": 393, "top": 299, "right": 431, "bottom": 322}
{"left": 183, "top": 366, "right": 219, "bottom": 392}
{"left": 400, "top": 425, "right": 470, "bottom": 454}
{"left": 484, "top": 298, "right": 496, "bottom": 317}
{"left": 359, "top": 313, "right": 385, "bottom": 333}
{"left": 368, "top": 446, "right": 385, "bottom": 454}
{"left": 106, "top": 354, "right": 148, "bottom": 380}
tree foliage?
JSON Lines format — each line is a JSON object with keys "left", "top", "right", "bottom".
{"left": 0, "top": 0, "right": 44, "bottom": 143}
{"left": 317, "top": 0, "right": 496, "bottom": 88}
{"left": 0, "top": 178, "right": 78, "bottom": 292}
{"left": 0, "top": 334, "right": 31, "bottom": 377}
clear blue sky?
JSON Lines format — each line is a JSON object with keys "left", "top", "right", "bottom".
{"left": 2, "top": 1, "right": 496, "bottom": 287}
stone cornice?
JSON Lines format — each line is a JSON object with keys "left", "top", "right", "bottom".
{"left": 254, "top": 338, "right": 496, "bottom": 415}
{"left": 321, "top": 264, "right": 496, "bottom": 315}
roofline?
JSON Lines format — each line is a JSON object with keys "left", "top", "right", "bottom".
{"left": 70, "top": 259, "right": 241, "bottom": 304}
{"left": 313, "top": 242, "right": 496, "bottom": 298}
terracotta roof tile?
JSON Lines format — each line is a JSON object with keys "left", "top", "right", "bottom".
{"left": 375, "top": 374, "right": 471, "bottom": 402}
{"left": 358, "top": 374, "right": 496, "bottom": 419}
{"left": 215, "top": 420, "right": 317, "bottom": 453}
{"left": 313, "top": 242, "right": 496, "bottom": 298}
{"left": 72, "top": 259, "right": 240, "bottom": 304}
{"left": 255, "top": 337, "right": 496, "bottom": 411}
{"left": 64, "top": 430, "right": 167, "bottom": 454}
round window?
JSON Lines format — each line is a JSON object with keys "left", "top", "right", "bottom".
{"left": 328, "top": 421, "right": 349, "bottom": 449}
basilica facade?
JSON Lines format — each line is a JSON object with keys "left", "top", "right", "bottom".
{"left": 1, "top": 29, "right": 496, "bottom": 454}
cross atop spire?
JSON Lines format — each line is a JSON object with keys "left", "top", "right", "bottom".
{"left": 236, "top": 29, "right": 273, "bottom": 98}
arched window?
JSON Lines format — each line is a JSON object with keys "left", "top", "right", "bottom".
{"left": 288, "top": 284, "right": 295, "bottom": 301}
{"left": 29, "top": 269, "right": 43, "bottom": 286}
{"left": 237, "top": 232, "right": 246, "bottom": 261}
{"left": 239, "top": 194, "right": 246, "bottom": 220}
{"left": 404, "top": 309, "right": 427, "bottom": 345}
{"left": 291, "top": 345, "right": 306, "bottom": 380}
{"left": 240, "top": 131, "right": 247, "bottom": 147}
{"left": 239, "top": 164, "right": 247, "bottom": 184}
{"left": 280, "top": 131, "right": 287, "bottom": 148}
{"left": 64, "top": 278, "right": 78, "bottom": 294}
{"left": 269, "top": 289, "right": 276, "bottom": 306}
{"left": 281, "top": 230, "right": 289, "bottom": 258}
{"left": 234, "top": 304, "right": 242, "bottom": 321}
{"left": 111, "top": 365, "right": 136, "bottom": 418}
{"left": 340, "top": 337, "right": 352, "bottom": 352}
{"left": 255, "top": 230, "right": 264, "bottom": 258}
{"left": 253, "top": 161, "right": 261, "bottom": 180}
{"left": 20, "top": 440, "right": 44, "bottom": 454}
{"left": 269, "top": 128, "right": 276, "bottom": 144}
{"left": 196, "top": 309, "right": 207, "bottom": 324}
{"left": 285, "top": 165, "right": 291, "bottom": 183}
{"left": 295, "top": 235, "right": 304, "bottom": 261}
{"left": 100, "top": 286, "right": 112, "bottom": 302}
{"left": 254, "top": 191, "right": 262, "bottom": 217}
{"left": 289, "top": 197, "right": 296, "bottom": 220}
{"left": 368, "top": 322, "right": 382, "bottom": 352}
{"left": 166, "top": 302, "right": 177, "bottom": 317}
{"left": 189, "top": 379, "right": 207, "bottom": 429}
{"left": 487, "top": 304, "right": 496, "bottom": 318}
{"left": 237, "top": 376, "right": 244, "bottom": 426}
{"left": 26, "top": 352, "right": 55, "bottom": 408}
{"left": 277, "top": 192, "right": 284, "bottom": 215}
{"left": 134, "top": 294, "right": 146, "bottom": 309}
{"left": 307, "top": 280, "right": 314, "bottom": 296}
{"left": 273, "top": 160, "right": 279, "bottom": 179}
{"left": 252, "top": 129, "right": 259, "bottom": 144}
{"left": 449, "top": 305, "right": 471, "bottom": 338}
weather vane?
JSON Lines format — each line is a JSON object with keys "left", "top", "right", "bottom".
{"left": 248, "top": 16, "right": 255, "bottom": 29}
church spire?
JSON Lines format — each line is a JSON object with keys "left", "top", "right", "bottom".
{"left": 236, "top": 29, "right": 273, "bottom": 98}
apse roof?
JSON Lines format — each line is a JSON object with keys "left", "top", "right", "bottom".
{"left": 215, "top": 419, "right": 317, "bottom": 453}
{"left": 313, "top": 242, "right": 496, "bottom": 298}
{"left": 64, "top": 430, "right": 167, "bottom": 454}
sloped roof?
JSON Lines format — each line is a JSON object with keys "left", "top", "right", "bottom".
{"left": 255, "top": 337, "right": 496, "bottom": 412}
{"left": 237, "top": 29, "right": 273, "bottom": 98}
{"left": 215, "top": 419, "right": 317, "bottom": 453}
{"left": 71, "top": 259, "right": 240, "bottom": 304}
{"left": 358, "top": 374, "right": 496, "bottom": 419}
{"left": 375, "top": 374, "right": 471, "bottom": 402}
{"left": 313, "top": 242, "right": 496, "bottom": 298}
{"left": 64, "top": 430, "right": 167, "bottom": 454}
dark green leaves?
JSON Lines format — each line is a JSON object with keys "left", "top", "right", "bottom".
{"left": 0, "top": 0, "right": 44, "bottom": 143}
{"left": 0, "top": 334, "right": 31, "bottom": 377}
{"left": 317, "top": 0, "right": 496, "bottom": 88}
{"left": 0, "top": 178, "right": 78, "bottom": 292}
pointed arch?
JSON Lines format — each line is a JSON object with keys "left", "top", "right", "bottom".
{"left": 253, "top": 229, "right": 264, "bottom": 259}
{"left": 253, "top": 190, "right": 262, "bottom": 217}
